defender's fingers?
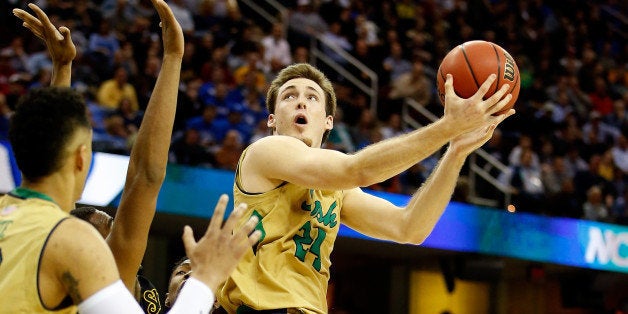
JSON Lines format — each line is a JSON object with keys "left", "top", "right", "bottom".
{"left": 13, "top": 8, "right": 42, "bottom": 27}
{"left": 222, "top": 203, "right": 248, "bottom": 234}
{"left": 232, "top": 213, "right": 258, "bottom": 240}
{"left": 22, "top": 22, "right": 44, "bottom": 40}
{"left": 247, "top": 230, "right": 262, "bottom": 246}
{"left": 151, "top": 0, "right": 177, "bottom": 25}
{"left": 206, "top": 194, "right": 229, "bottom": 234}
{"left": 182, "top": 225, "right": 196, "bottom": 253}
{"left": 59, "top": 26, "right": 72, "bottom": 40}
{"left": 29, "top": 4, "right": 64, "bottom": 41}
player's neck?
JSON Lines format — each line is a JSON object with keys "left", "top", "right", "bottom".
{"left": 21, "top": 174, "right": 77, "bottom": 212}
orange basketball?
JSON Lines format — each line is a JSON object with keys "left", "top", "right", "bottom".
{"left": 437, "top": 40, "right": 520, "bottom": 115}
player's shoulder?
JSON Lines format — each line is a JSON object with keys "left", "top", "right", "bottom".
{"left": 46, "top": 217, "right": 110, "bottom": 261}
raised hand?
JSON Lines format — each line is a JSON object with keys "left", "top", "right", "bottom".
{"left": 442, "top": 74, "right": 515, "bottom": 136}
{"left": 182, "top": 195, "right": 261, "bottom": 293}
{"left": 13, "top": 3, "right": 76, "bottom": 66}
{"left": 150, "top": 0, "right": 184, "bottom": 58}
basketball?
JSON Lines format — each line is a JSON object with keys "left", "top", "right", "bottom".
{"left": 437, "top": 40, "right": 520, "bottom": 115}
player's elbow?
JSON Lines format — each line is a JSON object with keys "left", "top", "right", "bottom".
{"left": 130, "top": 163, "right": 167, "bottom": 186}
{"left": 400, "top": 220, "right": 430, "bottom": 245}
{"left": 405, "top": 233, "right": 428, "bottom": 245}
{"left": 347, "top": 161, "right": 382, "bottom": 188}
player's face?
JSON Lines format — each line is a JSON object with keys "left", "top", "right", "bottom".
{"left": 269, "top": 78, "right": 333, "bottom": 147}
{"left": 165, "top": 259, "right": 191, "bottom": 306}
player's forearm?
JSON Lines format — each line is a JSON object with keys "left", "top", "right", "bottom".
{"left": 352, "top": 118, "right": 458, "bottom": 186}
{"left": 111, "top": 56, "right": 182, "bottom": 289}
{"left": 127, "top": 55, "right": 181, "bottom": 184}
{"left": 400, "top": 147, "right": 466, "bottom": 244}
{"left": 50, "top": 62, "right": 72, "bottom": 87}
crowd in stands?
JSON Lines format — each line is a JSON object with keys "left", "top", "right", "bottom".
{"left": 0, "top": 0, "right": 626, "bottom": 224}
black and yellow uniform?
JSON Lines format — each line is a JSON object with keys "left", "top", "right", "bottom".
{"left": 0, "top": 187, "right": 77, "bottom": 313}
{"left": 219, "top": 150, "right": 343, "bottom": 314}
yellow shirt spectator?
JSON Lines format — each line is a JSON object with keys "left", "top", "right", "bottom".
{"left": 97, "top": 67, "right": 139, "bottom": 111}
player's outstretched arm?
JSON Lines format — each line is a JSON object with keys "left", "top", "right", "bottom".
{"left": 107, "top": 0, "right": 184, "bottom": 292}
{"left": 341, "top": 95, "right": 510, "bottom": 244}
{"left": 244, "top": 74, "right": 514, "bottom": 193}
{"left": 13, "top": 3, "right": 75, "bottom": 87}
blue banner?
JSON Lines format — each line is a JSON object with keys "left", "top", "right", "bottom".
{"left": 1, "top": 150, "right": 627, "bottom": 273}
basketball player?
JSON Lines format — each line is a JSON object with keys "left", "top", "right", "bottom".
{"left": 218, "top": 63, "right": 515, "bottom": 313}
{"left": 0, "top": 1, "right": 260, "bottom": 313}
{"left": 14, "top": 1, "right": 186, "bottom": 311}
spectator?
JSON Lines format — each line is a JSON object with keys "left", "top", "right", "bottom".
{"left": 232, "top": 50, "right": 267, "bottom": 92}
{"left": 185, "top": 105, "right": 229, "bottom": 148}
{"left": 612, "top": 187, "right": 628, "bottom": 225}
{"left": 325, "top": 107, "right": 355, "bottom": 153}
{"left": 508, "top": 134, "right": 540, "bottom": 167}
{"left": 249, "top": 119, "right": 271, "bottom": 144}
{"left": 93, "top": 114, "right": 131, "bottom": 154}
{"left": 261, "top": 22, "right": 292, "bottom": 78}
{"left": 238, "top": 89, "right": 267, "bottom": 131}
{"left": 87, "top": 19, "right": 120, "bottom": 69}
{"left": 292, "top": 45, "right": 310, "bottom": 64}
{"left": 214, "top": 129, "right": 244, "bottom": 171}
{"left": 604, "top": 97, "right": 627, "bottom": 131}
{"left": 500, "top": 149, "right": 546, "bottom": 213}
{"left": 174, "top": 76, "right": 205, "bottom": 132}
{"left": 611, "top": 133, "right": 628, "bottom": 173}
{"left": 223, "top": 103, "right": 253, "bottom": 144}
{"left": 388, "top": 58, "right": 432, "bottom": 109}
{"left": 97, "top": 66, "right": 140, "bottom": 111}
{"left": 0, "top": 37, "right": 30, "bottom": 73}
{"left": 288, "top": 0, "right": 328, "bottom": 47}
{"left": 582, "top": 111, "right": 620, "bottom": 156}
{"left": 320, "top": 21, "right": 353, "bottom": 65}
{"left": 355, "top": 14, "right": 380, "bottom": 47}
{"left": 170, "top": 128, "right": 216, "bottom": 167}
{"left": 169, "top": 0, "right": 196, "bottom": 36}
{"left": 542, "top": 155, "right": 574, "bottom": 197}
{"left": 582, "top": 185, "right": 611, "bottom": 222}
{"left": 380, "top": 113, "right": 409, "bottom": 139}
{"left": 574, "top": 154, "right": 612, "bottom": 204}
{"left": 589, "top": 76, "right": 614, "bottom": 116}
{"left": 114, "top": 97, "right": 144, "bottom": 135}
{"left": 382, "top": 41, "right": 412, "bottom": 83}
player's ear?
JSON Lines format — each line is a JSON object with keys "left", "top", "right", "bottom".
{"left": 325, "top": 114, "right": 333, "bottom": 131}
{"left": 164, "top": 293, "right": 171, "bottom": 307}
{"left": 267, "top": 114, "right": 276, "bottom": 128}
{"left": 75, "top": 144, "right": 88, "bottom": 172}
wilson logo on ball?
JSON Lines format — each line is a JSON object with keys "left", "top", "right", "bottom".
{"left": 503, "top": 53, "right": 516, "bottom": 82}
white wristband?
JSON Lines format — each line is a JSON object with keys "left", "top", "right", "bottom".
{"left": 167, "top": 277, "right": 215, "bottom": 314}
{"left": 78, "top": 280, "right": 144, "bottom": 314}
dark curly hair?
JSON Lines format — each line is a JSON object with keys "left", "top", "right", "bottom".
{"left": 9, "top": 87, "right": 90, "bottom": 181}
